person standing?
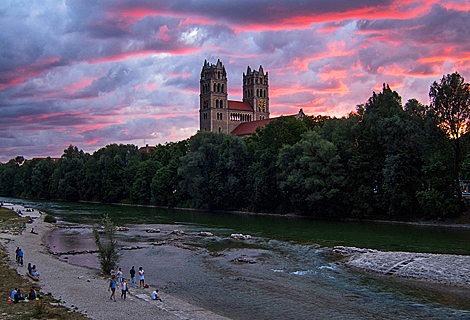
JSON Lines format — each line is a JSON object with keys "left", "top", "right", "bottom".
{"left": 138, "top": 267, "right": 145, "bottom": 288}
{"left": 116, "top": 268, "right": 123, "bottom": 288}
{"left": 17, "top": 248, "right": 23, "bottom": 266}
{"left": 108, "top": 276, "right": 117, "bottom": 302}
{"left": 130, "top": 266, "right": 136, "bottom": 288}
{"left": 121, "top": 279, "right": 129, "bottom": 299}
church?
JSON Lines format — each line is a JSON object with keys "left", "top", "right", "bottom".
{"left": 199, "top": 59, "right": 272, "bottom": 135}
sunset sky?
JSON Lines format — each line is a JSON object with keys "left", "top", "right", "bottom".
{"left": 1, "top": 0, "right": 469, "bottom": 162}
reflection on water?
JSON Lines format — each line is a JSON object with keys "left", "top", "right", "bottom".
{"left": 4, "top": 198, "right": 470, "bottom": 319}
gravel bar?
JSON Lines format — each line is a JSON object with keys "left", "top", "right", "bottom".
{"left": 333, "top": 246, "right": 470, "bottom": 287}
{"left": 0, "top": 203, "right": 230, "bottom": 320}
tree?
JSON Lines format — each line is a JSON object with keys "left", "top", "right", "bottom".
{"left": 178, "top": 131, "right": 226, "bottom": 209}
{"left": 93, "top": 214, "right": 119, "bottom": 275}
{"left": 277, "top": 131, "right": 344, "bottom": 217}
{"left": 429, "top": 72, "right": 470, "bottom": 204}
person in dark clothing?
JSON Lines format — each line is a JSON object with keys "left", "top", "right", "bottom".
{"left": 130, "top": 266, "right": 136, "bottom": 287}
{"left": 14, "top": 289, "right": 25, "bottom": 303}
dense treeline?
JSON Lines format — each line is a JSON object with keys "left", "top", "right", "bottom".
{"left": 2, "top": 72, "right": 470, "bottom": 220}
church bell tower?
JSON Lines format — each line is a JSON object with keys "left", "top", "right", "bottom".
{"left": 243, "top": 65, "right": 269, "bottom": 120}
{"left": 199, "top": 59, "right": 228, "bottom": 133}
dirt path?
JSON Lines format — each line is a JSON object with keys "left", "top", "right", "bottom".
{"left": 0, "top": 203, "right": 230, "bottom": 320}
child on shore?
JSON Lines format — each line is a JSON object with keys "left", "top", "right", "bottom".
{"left": 121, "top": 279, "right": 129, "bottom": 299}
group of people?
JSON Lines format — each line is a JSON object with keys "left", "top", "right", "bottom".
{"left": 108, "top": 275, "right": 129, "bottom": 301}
{"left": 16, "top": 247, "right": 40, "bottom": 280}
{"left": 108, "top": 266, "right": 162, "bottom": 302}
{"left": 10, "top": 287, "right": 40, "bottom": 303}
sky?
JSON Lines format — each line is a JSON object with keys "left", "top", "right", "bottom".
{"left": 1, "top": 0, "right": 470, "bottom": 163}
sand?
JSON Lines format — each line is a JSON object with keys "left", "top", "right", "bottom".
{"left": 0, "top": 203, "right": 230, "bottom": 320}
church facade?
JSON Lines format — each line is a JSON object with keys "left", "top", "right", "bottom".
{"left": 199, "top": 59, "right": 270, "bottom": 134}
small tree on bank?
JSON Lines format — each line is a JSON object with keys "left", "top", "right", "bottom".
{"left": 93, "top": 214, "right": 119, "bottom": 275}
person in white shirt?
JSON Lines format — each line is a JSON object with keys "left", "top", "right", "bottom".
{"left": 120, "top": 279, "right": 129, "bottom": 299}
{"left": 138, "top": 267, "right": 145, "bottom": 288}
{"left": 116, "top": 268, "right": 123, "bottom": 288}
{"left": 151, "top": 289, "right": 162, "bottom": 301}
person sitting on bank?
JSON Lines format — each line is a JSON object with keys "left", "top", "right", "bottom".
{"left": 10, "top": 288, "right": 17, "bottom": 301}
{"left": 31, "top": 265, "right": 39, "bottom": 277}
{"left": 151, "top": 289, "right": 162, "bottom": 302}
{"left": 28, "top": 287, "right": 38, "bottom": 300}
{"left": 14, "top": 289, "right": 25, "bottom": 303}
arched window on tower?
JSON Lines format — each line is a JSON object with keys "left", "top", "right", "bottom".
{"left": 220, "top": 100, "right": 223, "bottom": 108}
{"left": 218, "top": 83, "right": 220, "bottom": 92}
{"left": 219, "top": 127, "right": 222, "bottom": 133}
{"left": 213, "top": 83, "right": 216, "bottom": 92}
{"left": 216, "top": 100, "right": 219, "bottom": 108}
{"left": 221, "top": 84, "right": 224, "bottom": 93}
{"left": 257, "top": 89, "right": 259, "bottom": 97}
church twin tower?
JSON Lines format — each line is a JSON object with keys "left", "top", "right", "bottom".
{"left": 199, "top": 59, "right": 270, "bottom": 134}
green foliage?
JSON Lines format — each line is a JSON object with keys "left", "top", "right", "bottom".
{"left": 429, "top": 72, "right": 470, "bottom": 208}
{"left": 93, "top": 214, "right": 119, "bottom": 275}
{"left": 277, "top": 131, "right": 344, "bottom": 217}
{"left": 44, "top": 214, "right": 56, "bottom": 223}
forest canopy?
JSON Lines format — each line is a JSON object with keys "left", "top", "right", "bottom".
{"left": 2, "top": 72, "right": 470, "bottom": 221}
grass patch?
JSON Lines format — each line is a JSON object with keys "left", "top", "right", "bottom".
{"left": 0, "top": 207, "right": 28, "bottom": 235}
{"left": 0, "top": 211, "right": 87, "bottom": 319}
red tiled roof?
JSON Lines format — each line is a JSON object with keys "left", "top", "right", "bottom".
{"left": 30, "top": 157, "right": 60, "bottom": 162}
{"left": 228, "top": 100, "right": 253, "bottom": 111}
{"left": 138, "top": 146, "right": 156, "bottom": 152}
{"left": 231, "top": 118, "right": 274, "bottom": 136}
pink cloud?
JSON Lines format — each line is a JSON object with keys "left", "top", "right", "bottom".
{"left": 158, "top": 25, "right": 171, "bottom": 41}
{"left": 88, "top": 47, "right": 202, "bottom": 64}
{"left": 0, "top": 57, "right": 61, "bottom": 91}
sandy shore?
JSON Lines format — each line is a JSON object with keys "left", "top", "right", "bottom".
{"left": 333, "top": 246, "right": 470, "bottom": 287}
{"left": 0, "top": 203, "right": 230, "bottom": 320}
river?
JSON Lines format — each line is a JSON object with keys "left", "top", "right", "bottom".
{"left": 3, "top": 198, "right": 470, "bottom": 319}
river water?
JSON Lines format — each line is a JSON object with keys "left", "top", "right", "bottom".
{"left": 4, "top": 198, "right": 470, "bottom": 319}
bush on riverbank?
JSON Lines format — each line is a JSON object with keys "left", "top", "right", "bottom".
{"left": 93, "top": 214, "right": 119, "bottom": 275}
{"left": 44, "top": 214, "right": 56, "bottom": 223}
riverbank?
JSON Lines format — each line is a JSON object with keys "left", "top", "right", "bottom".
{"left": 0, "top": 203, "right": 230, "bottom": 320}
{"left": 333, "top": 246, "right": 470, "bottom": 288}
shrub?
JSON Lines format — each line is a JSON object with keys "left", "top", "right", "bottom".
{"left": 44, "top": 214, "right": 56, "bottom": 223}
{"left": 93, "top": 214, "right": 120, "bottom": 275}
